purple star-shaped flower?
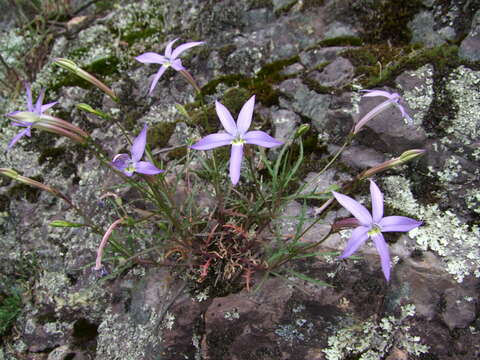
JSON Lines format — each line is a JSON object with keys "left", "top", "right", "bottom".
{"left": 191, "top": 95, "right": 283, "bottom": 185}
{"left": 135, "top": 38, "right": 204, "bottom": 94}
{"left": 112, "top": 125, "right": 164, "bottom": 177}
{"left": 333, "top": 180, "right": 422, "bottom": 281}
{"left": 6, "top": 83, "right": 57, "bottom": 149}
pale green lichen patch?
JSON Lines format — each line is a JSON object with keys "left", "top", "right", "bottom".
{"left": 96, "top": 306, "right": 161, "bottom": 359}
{"left": 443, "top": 66, "right": 480, "bottom": 146}
{"left": 398, "top": 64, "right": 434, "bottom": 126}
{"left": 382, "top": 175, "right": 480, "bottom": 282}
{"left": 323, "top": 304, "right": 428, "bottom": 360}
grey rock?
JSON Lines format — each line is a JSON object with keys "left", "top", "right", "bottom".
{"left": 271, "top": 108, "right": 301, "bottom": 142}
{"left": 442, "top": 288, "right": 477, "bottom": 330}
{"left": 408, "top": 11, "right": 451, "bottom": 47}
{"left": 278, "top": 78, "right": 332, "bottom": 131}
{"left": 459, "top": 10, "right": 480, "bottom": 62}
{"left": 337, "top": 145, "right": 386, "bottom": 170}
{"left": 323, "top": 21, "right": 359, "bottom": 38}
{"left": 299, "top": 46, "right": 346, "bottom": 69}
{"left": 308, "top": 57, "right": 354, "bottom": 88}
{"left": 273, "top": 0, "right": 296, "bottom": 12}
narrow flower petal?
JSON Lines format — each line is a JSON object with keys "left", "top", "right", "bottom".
{"left": 215, "top": 100, "right": 237, "bottom": 136}
{"left": 332, "top": 191, "right": 373, "bottom": 225}
{"left": 171, "top": 41, "right": 205, "bottom": 60}
{"left": 34, "top": 89, "right": 45, "bottom": 114}
{"left": 370, "top": 180, "right": 383, "bottom": 223}
{"left": 165, "top": 38, "right": 179, "bottom": 58}
{"left": 229, "top": 144, "right": 243, "bottom": 185}
{"left": 339, "top": 226, "right": 369, "bottom": 258}
{"left": 361, "top": 89, "right": 398, "bottom": 100}
{"left": 41, "top": 101, "right": 58, "bottom": 113}
{"left": 236, "top": 95, "right": 255, "bottom": 135}
{"left": 131, "top": 125, "right": 148, "bottom": 162}
{"left": 8, "top": 128, "right": 30, "bottom": 149}
{"left": 111, "top": 153, "right": 130, "bottom": 171}
{"left": 25, "top": 83, "right": 33, "bottom": 112}
{"left": 135, "top": 161, "right": 164, "bottom": 175}
{"left": 191, "top": 132, "right": 234, "bottom": 150}
{"left": 243, "top": 130, "right": 283, "bottom": 148}
{"left": 371, "top": 233, "right": 391, "bottom": 281}
{"left": 379, "top": 216, "right": 422, "bottom": 232}
{"left": 148, "top": 65, "right": 168, "bottom": 94}
{"left": 135, "top": 52, "right": 167, "bottom": 64}
{"left": 170, "top": 58, "right": 185, "bottom": 71}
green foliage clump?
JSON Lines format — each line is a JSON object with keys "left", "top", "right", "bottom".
{"left": 0, "top": 288, "right": 22, "bottom": 336}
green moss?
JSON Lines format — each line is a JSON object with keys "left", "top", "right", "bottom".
{"left": 147, "top": 121, "right": 177, "bottom": 148}
{"left": 319, "top": 36, "right": 363, "bottom": 47}
{"left": 356, "top": 0, "right": 424, "bottom": 45}
{"left": 85, "top": 55, "right": 120, "bottom": 76}
{"left": 121, "top": 28, "right": 159, "bottom": 45}
{"left": 0, "top": 287, "right": 22, "bottom": 336}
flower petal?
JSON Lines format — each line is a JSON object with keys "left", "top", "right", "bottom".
{"left": 243, "top": 130, "right": 283, "bottom": 148}
{"left": 165, "top": 38, "right": 179, "bottom": 58}
{"left": 135, "top": 52, "right": 167, "bottom": 64}
{"left": 370, "top": 180, "right": 383, "bottom": 223}
{"left": 191, "top": 133, "right": 234, "bottom": 150}
{"left": 135, "top": 161, "right": 164, "bottom": 175}
{"left": 131, "top": 125, "right": 147, "bottom": 162}
{"left": 8, "top": 128, "right": 30, "bottom": 149}
{"left": 339, "top": 226, "right": 369, "bottom": 258}
{"left": 171, "top": 58, "right": 185, "bottom": 71}
{"left": 34, "top": 88, "right": 45, "bottom": 115}
{"left": 229, "top": 144, "right": 243, "bottom": 185}
{"left": 25, "top": 82, "right": 33, "bottom": 112}
{"left": 332, "top": 191, "right": 373, "bottom": 225}
{"left": 111, "top": 153, "right": 130, "bottom": 171}
{"left": 148, "top": 65, "right": 168, "bottom": 95}
{"left": 215, "top": 100, "right": 237, "bottom": 136}
{"left": 379, "top": 216, "right": 422, "bottom": 232}
{"left": 41, "top": 101, "right": 58, "bottom": 113}
{"left": 171, "top": 41, "right": 204, "bottom": 59}
{"left": 361, "top": 89, "right": 398, "bottom": 100}
{"left": 371, "top": 233, "right": 391, "bottom": 281}
{"left": 236, "top": 95, "right": 255, "bottom": 135}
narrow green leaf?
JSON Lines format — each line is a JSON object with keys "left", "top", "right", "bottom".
{"left": 49, "top": 220, "right": 84, "bottom": 228}
{"left": 287, "top": 269, "right": 333, "bottom": 287}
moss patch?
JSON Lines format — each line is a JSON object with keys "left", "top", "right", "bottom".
{"left": 355, "top": 0, "right": 424, "bottom": 45}
{"left": 319, "top": 36, "right": 363, "bottom": 47}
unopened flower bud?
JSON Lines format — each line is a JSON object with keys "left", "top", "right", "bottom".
{"left": 54, "top": 58, "right": 118, "bottom": 102}
{"left": 294, "top": 124, "right": 310, "bottom": 138}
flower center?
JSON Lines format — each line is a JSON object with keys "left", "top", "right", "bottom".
{"left": 368, "top": 225, "right": 382, "bottom": 236}
{"left": 125, "top": 160, "right": 136, "bottom": 173}
{"left": 231, "top": 136, "right": 246, "bottom": 145}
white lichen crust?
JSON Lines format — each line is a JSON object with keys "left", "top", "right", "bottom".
{"left": 323, "top": 304, "right": 428, "bottom": 360}
{"left": 383, "top": 176, "right": 480, "bottom": 282}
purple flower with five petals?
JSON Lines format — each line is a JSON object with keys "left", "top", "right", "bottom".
{"left": 191, "top": 95, "right": 283, "bottom": 185}
{"left": 332, "top": 180, "right": 422, "bottom": 281}
{"left": 135, "top": 38, "right": 204, "bottom": 94}
{"left": 6, "top": 83, "right": 57, "bottom": 149}
{"left": 112, "top": 125, "right": 164, "bottom": 177}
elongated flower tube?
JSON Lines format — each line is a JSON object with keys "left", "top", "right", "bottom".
{"left": 358, "top": 149, "right": 426, "bottom": 180}
{"left": 111, "top": 125, "right": 164, "bottom": 176}
{"left": 354, "top": 89, "right": 413, "bottom": 134}
{"left": 5, "top": 83, "right": 57, "bottom": 149}
{"left": 333, "top": 180, "right": 422, "bottom": 281}
{"left": 54, "top": 58, "right": 118, "bottom": 101}
{"left": 191, "top": 95, "right": 283, "bottom": 185}
{"left": 135, "top": 38, "right": 204, "bottom": 94}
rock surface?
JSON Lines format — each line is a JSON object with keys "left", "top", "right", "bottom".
{"left": 1, "top": 0, "right": 480, "bottom": 359}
